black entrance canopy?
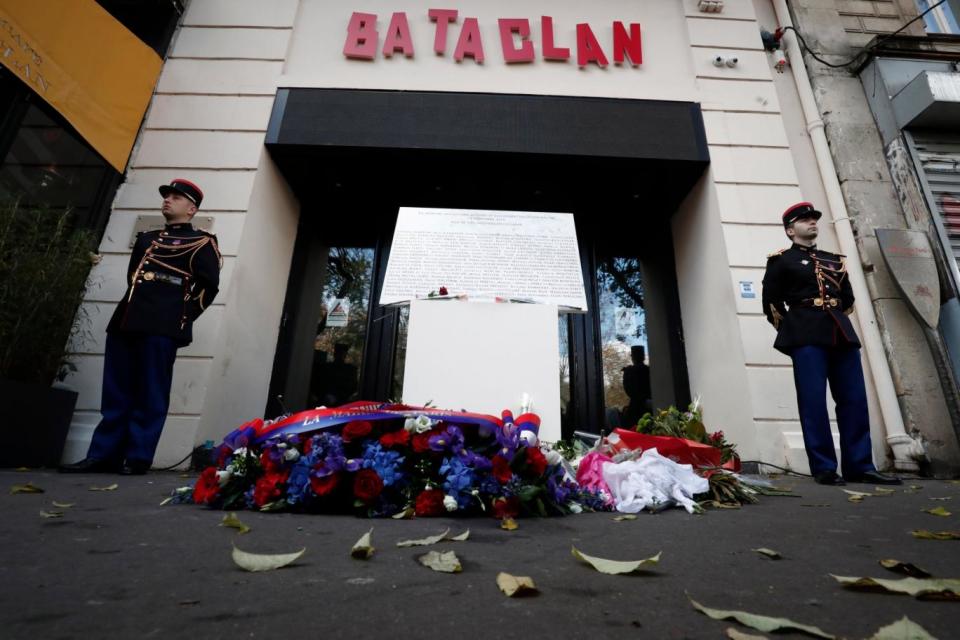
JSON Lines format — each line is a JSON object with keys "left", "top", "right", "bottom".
{"left": 264, "top": 88, "right": 709, "bottom": 223}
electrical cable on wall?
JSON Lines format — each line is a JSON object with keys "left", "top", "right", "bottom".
{"left": 772, "top": 0, "right": 947, "bottom": 69}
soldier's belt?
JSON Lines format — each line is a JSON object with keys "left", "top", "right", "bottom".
{"left": 797, "top": 297, "right": 839, "bottom": 309}
{"left": 141, "top": 271, "right": 183, "bottom": 286}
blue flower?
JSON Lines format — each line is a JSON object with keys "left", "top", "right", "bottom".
{"left": 286, "top": 458, "right": 313, "bottom": 505}
{"left": 440, "top": 456, "right": 475, "bottom": 500}
{"left": 495, "top": 422, "right": 521, "bottom": 461}
{"left": 428, "top": 425, "right": 465, "bottom": 454}
{"left": 362, "top": 442, "right": 405, "bottom": 487}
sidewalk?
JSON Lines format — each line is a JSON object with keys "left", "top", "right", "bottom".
{"left": 2, "top": 469, "right": 958, "bottom": 639}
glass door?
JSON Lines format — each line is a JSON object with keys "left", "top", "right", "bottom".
{"left": 307, "top": 247, "right": 375, "bottom": 408}
{"left": 596, "top": 256, "right": 649, "bottom": 430}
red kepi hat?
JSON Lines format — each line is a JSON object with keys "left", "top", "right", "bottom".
{"left": 159, "top": 178, "right": 204, "bottom": 207}
{"left": 782, "top": 201, "right": 822, "bottom": 227}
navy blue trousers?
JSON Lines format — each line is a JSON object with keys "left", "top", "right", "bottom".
{"left": 790, "top": 345, "right": 876, "bottom": 478}
{"left": 87, "top": 332, "right": 178, "bottom": 465}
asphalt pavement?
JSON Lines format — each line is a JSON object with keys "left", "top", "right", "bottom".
{"left": 2, "top": 469, "right": 959, "bottom": 640}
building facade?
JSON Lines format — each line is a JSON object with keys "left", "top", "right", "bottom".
{"left": 61, "top": 0, "right": 955, "bottom": 475}
{"left": 787, "top": 0, "right": 960, "bottom": 475}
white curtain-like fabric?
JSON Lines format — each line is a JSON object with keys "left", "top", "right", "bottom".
{"left": 602, "top": 448, "right": 709, "bottom": 514}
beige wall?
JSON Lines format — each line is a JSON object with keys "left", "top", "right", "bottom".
{"left": 63, "top": 0, "right": 883, "bottom": 471}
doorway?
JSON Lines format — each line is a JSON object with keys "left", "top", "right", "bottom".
{"left": 264, "top": 88, "right": 707, "bottom": 437}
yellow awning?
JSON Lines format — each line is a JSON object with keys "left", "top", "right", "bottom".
{"left": 0, "top": 0, "right": 163, "bottom": 172}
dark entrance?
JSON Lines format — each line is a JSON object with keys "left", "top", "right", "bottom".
{"left": 264, "top": 89, "right": 709, "bottom": 438}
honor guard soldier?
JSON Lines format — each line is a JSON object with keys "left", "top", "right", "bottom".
{"left": 762, "top": 202, "right": 900, "bottom": 486}
{"left": 61, "top": 179, "right": 221, "bottom": 475}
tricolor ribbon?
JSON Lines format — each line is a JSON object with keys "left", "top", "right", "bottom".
{"left": 215, "top": 401, "right": 541, "bottom": 459}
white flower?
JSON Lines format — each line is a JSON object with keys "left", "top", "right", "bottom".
{"left": 283, "top": 448, "right": 300, "bottom": 462}
{"left": 232, "top": 447, "right": 248, "bottom": 457}
{"left": 566, "top": 501, "right": 583, "bottom": 514}
{"left": 544, "top": 449, "right": 562, "bottom": 466}
{"left": 443, "top": 495, "right": 458, "bottom": 512}
{"left": 519, "top": 430, "right": 539, "bottom": 447}
{"left": 405, "top": 415, "right": 434, "bottom": 434}
{"left": 215, "top": 469, "right": 233, "bottom": 487}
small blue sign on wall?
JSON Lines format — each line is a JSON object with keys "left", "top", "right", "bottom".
{"left": 739, "top": 281, "right": 756, "bottom": 299}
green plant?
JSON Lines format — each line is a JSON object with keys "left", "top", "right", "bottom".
{"left": 635, "top": 401, "right": 739, "bottom": 464}
{"left": 0, "top": 200, "right": 97, "bottom": 385}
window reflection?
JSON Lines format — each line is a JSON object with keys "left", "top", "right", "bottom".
{"left": 0, "top": 86, "right": 113, "bottom": 228}
{"left": 309, "top": 247, "right": 374, "bottom": 408}
{"left": 597, "top": 257, "right": 648, "bottom": 430}
{"left": 391, "top": 305, "right": 410, "bottom": 401}
{"left": 559, "top": 315, "right": 572, "bottom": 436}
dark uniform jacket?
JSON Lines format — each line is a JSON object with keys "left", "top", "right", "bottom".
{"left": 106, "top": 222, "right": 222, "bottom": 347}
{"left": 761, "top": 243, "right": 860, "bottom": 354}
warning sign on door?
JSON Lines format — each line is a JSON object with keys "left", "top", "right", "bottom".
{"left": 327, "top": 298, "right": 350, "bottom": 327}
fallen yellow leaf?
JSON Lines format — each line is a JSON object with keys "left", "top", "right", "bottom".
{"left": 496, "top": 572, "right": 538, "bottom": 597}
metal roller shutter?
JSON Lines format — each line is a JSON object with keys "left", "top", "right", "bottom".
{"left": 912, "top": 132, "right": 960, "bottom": 268}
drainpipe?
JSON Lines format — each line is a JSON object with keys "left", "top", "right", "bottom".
{"left": 771, "top": 0, "right": 925, "bottom": 471}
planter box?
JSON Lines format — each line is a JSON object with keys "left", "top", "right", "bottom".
{"left": 0, "top": 379, "right": 78, "bottom": 468}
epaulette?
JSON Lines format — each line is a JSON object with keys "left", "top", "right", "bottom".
{"left": 766, "top": 248, "right": 786, "bottom": 259}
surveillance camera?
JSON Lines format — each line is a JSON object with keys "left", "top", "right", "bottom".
{"left": 773, "top": 50, "right": 787, "bottom": 72}
{"left": 713, "top": 55, "right": 725, "bottom": 67}
{"left": 725, "top": 56, "right": 738, "bottom": 68}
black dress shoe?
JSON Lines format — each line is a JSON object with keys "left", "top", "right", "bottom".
{"left": 845, "top": 470, "right": 902, "bottom": 485}
{"left": 59, "top": 458, "right": 118, "bottom": 473}
{"left": 120, "top": 460, "right": 150, "bottom": 475}
{"left": 814, "top": 471, "right": 846, "bottom": 486}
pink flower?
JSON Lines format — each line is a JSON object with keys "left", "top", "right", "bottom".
{"left": 575, "top": 451, "right": 613, "bottom": 495}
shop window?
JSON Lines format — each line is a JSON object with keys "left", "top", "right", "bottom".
{"left": 0, "top": 69, "right": 117, "bottom": 233}
{"left": 915, "top": 0, "right": 960, "bottom": 34}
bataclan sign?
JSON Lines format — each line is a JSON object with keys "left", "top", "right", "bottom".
{"left": 343, "top": 10, "right": 642, "bottom": 68}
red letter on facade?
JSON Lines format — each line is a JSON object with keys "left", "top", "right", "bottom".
{"left": 541, "top": 16, "right": 570, "bottom": 61}
{"left": 576, "top": 23, "right": 608, "bottom": 68}
{"left": 383, "top": 12, "right": 414, "bottom": 58}
{"left": 454, "top": 17, "right": 485, "bottom": 63}
{"left": 344, "top": 12, "right": 378, "bottom": 60}
{"left": 612, "top": 22, "right": 642, "bottom": 66}
{"left": 429, "top": 9, "right": 458, "bottom": 55}
{"left": 498, "top": 19, "right": 534, "bottom": 63}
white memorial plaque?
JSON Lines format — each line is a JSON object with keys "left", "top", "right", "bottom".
{"left": 402, "top": 300, "right": 562, "bottom": 442}
{"left": 380, "top": 207, "right": 588, "bottom": 311}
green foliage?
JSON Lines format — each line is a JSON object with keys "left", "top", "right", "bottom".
{"left": 0, "top": 200, "right": 96, "bottom": 385}
{"left": 636, "top": 401, "right": 738, "bottom": 464}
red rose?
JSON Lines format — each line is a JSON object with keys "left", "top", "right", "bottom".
{"left": 492, "top": 496, "right": 520, "bottom": 520}
{"left": 192, "top": 466, "right": 221, "bottom": 505}
{"left": 491, "top": 455, "right": 513, "bottom": 484}
{"left": 353, "top": 469, "right": 384, "bottom": 503}
{"left": 414, "top": 489, "right": 445, "bottom": 517}
{"left": 439, "top": 286, "right": 448, "bottom": 295}
{"left": 310, "top": 472, "right": 340, "bottom": 497}
{"left": 253, "top": 469, "right": 289, "bottom": 507}
{"left": 525, "top": 447, "right": 548, "bottom": 477}
{"left": 380, "top": 428, "right": 411, "bottom": 449}
{"left": 411, "top": 431, "right": 434, "bottom": 453}
{"left": 342, "top": 420, "right": 373, "bottom": 443}
{"left": 303, "top": 437, "right": 314, "bottom": 455}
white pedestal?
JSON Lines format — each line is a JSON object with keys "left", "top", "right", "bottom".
{"left": 402, "top": 299, "right": 562, "bottom": 442}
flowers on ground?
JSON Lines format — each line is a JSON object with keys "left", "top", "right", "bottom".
{"left": 185, "top": 405, "right": 604, "bottom": 518}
